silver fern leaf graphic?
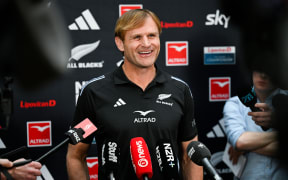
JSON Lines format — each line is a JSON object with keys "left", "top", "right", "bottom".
{"left": 69, "top": 40, "right": 100, "bottom": 61}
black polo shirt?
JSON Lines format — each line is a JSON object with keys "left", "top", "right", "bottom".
{"left": 71, "top": 65, "right": 198, "bottom": 180}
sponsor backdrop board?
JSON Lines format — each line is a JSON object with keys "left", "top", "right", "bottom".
{"left": 0, "top": 0, "right": 250, "bottom": 179}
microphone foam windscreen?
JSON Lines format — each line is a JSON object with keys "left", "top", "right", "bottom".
{"left": 130, "top": 137, "right": 153, "bottom": 179}
{"left": 186, "top": 141, "right": 211, "bottom": 166}
{"left": 156, "top": 139, "right": 179, "bottom": 179}
{"left": 237, "top": 87, "right": 258, "bottom": 111}
{"left": 101, "top": 138, "right": 120, "bottom": 174}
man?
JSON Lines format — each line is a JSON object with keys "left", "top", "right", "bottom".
{"left": 0, "top": 158, "right": 42, "bottom": 180}
{"left": 66, "top": 9, "right": 202, "bottom": 179}
{"left": 223, "top": 70, "right": 288, "bottom": 179}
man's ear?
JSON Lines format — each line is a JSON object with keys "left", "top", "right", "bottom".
{"left": 115, "top": 36, "right": 124, "bottom": 52}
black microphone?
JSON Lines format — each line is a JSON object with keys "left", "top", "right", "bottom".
{"left": 101, "top": 138, "right": 120, "bottom": 180}
{"left": 155, "top": 139, "right": 179, "bottom": 180}
{"left": 36, "top": 118, "right": 97, "bottom": 163}
{"left": 237, "top": 86, "right": 261, "bottom": 112}
{"left": 187, "top": 141, "right": 222, "bottom": 180}
{"left": 237, "top": 87, "right": 268, "bottom": 131}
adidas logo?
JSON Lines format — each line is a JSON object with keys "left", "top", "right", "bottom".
{"left": 114, "top": 98, "right": 126, "bottom": 107}
{"left": 0, "top": 138, "right": 6, "bottom": 149}
{"left": 68, "top": 9, "right": 100, "bottom": 30}
{"left": 206, "top": 118, "right": 226, "bottom": 138}
{"left": 39, "top": 165, "right": 54, "bottom": 180}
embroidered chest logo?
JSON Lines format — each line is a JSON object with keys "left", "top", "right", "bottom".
{"left": 114, "top": 98, "right": 126, "bottom": 107}
{"left": 156, "top": 94, "right": 173, "bottom": 107}
{"left": 133, "top": 110, "right": 156, "bottom": 123}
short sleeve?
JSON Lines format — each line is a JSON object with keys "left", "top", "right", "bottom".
{"left": 178, "top": 85, "right": 198, "bottom": 141}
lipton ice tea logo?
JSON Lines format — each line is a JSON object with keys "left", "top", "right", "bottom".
{"left": 87, "top": 157, "right": 98, "bottom": 180}
{"left": 119, "top": 4, "right": 143, "bottom": 16}
{"left": 27, "top": 121, "right": 52, "bottom": 147}
{"left": 209, "top": 77, "right": 230, "bottom": 101}
{"left": 166, "top": 41, "right": 189, "bottom": 66}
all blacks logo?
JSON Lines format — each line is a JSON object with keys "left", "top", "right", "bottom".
{"left": 136, "top": 140, "right": 149, "bottom": 167}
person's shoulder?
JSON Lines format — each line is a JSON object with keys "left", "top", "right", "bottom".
{"left": 170, "top": 75, "right": 188, "bottom": 86}
{"left": 224, "top": 96, "right": 244, "bottom": 109}
{"left": 279, "top": 89, "right": 288, "bottom": 95}
{"left": 160, "top": 70, "right": 189, "bottom": 89}
{"left": 228, "top": 96, "right": 240, "bottom": 101}
{"left": 226, "top": 96, "right": 241, "bottom": 104}
{"left": 80, "top": 71, "right": 113, "bottom": 94}
{"left": 167, "top": 74, "right": 191, "bottom": 93}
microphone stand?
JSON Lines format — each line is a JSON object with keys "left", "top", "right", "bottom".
{"left": 143, "top": 175, "right": 149, "bottom": 180}
{"left": 109, "top": 172, "right": 114, "bottom": 180}
{"left": 36, "top": 138, "right": 69, "bottom": 163}
{"left": 202, "top": 158, "right": 222, "bottom": 180}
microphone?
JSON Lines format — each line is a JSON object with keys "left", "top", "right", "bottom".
{"left": 187, "top": 141, "right": 222, "bottom": 180}
{"left": 36, "top": 118, "right": 97, "bottom": 163}
{"left": 155, "top": 139, "right": 179, "bottom": 180}
{"left": 237, "top": 87, "right": 268, "bottom": 131}
{"left": 130, "top": 137, "right": 153, "bottom": 180}
{"left": 101, "top": 138, "right": 120, "bottom": 180}
{"left": 237, "top": 86, "right": 261, "bottom": 112}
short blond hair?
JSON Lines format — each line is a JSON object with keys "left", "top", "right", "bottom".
{"left": 114, "top": 9, "right": 162, "bottom": 41}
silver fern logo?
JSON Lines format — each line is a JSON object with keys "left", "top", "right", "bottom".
{"left": 157, "top": 94, "right": 172, "bottom": 101}
{"left": 69, "top": 41, "right": 100, "bottom": 61}
{"left": 67, "top": 40, "right": 104, "bottom": 69}
{"left": 156, "top": 94, "right": 173, "bottom": 106}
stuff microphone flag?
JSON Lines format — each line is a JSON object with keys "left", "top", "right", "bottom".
{"left": 130, "top": 137, "right": 153, "bottom": 180}
{"left": 187, "top": 141, "right": 222, "bottom": 180}
{"left": 101, "top": 138, "right": 120, "bottom": 180}
{"left": 155, "top": 139, "right": 179, "bottom": 180}
{"left": 36, "top": 118, "right": 97, "bottom": 163}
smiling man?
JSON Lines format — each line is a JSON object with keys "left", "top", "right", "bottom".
{"left": 66, "top": 9, "right": 202, "bottom": 180}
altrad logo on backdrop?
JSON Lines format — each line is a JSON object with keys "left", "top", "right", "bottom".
{"left": 119, "top": 4, "right": 143, "bottom": 16}
{"left": 20, "top": 100, "right": 56, "bottom": 109}
{"left": 27, "top": 121, "right": 52, "bottom": 147}
{"left": 209, "top": 77, "right": 231, "bottom": 101}
{"left": 86, "top": 157, "right": 98, "bottom": 180}
{"left": 166, "top": 41, "right": 189, "bottom": 66}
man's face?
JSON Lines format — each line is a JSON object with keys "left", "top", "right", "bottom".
{"left": 253, "top": 71, "right": 275, "bottom": 93}
{"left": 115, "top": 16, "right": 160, "bottom": 69}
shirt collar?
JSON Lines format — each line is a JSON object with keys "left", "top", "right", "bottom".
{"left": 113, "top": 63, "right": 169, "bottom": 85}
{"left": 263, "top": 88, "right": 283, "bottom": 105}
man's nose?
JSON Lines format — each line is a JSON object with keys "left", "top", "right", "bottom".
{"left": 141, "top": 36, "right": 151, "bottom": 47}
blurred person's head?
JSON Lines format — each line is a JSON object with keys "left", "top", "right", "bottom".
{"left": 253, "top": 70, "right": 276, "bottom": 95}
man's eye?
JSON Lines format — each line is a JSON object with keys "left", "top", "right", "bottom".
{"left": 134, "top": 36, "right": 141, "bottom": 40}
